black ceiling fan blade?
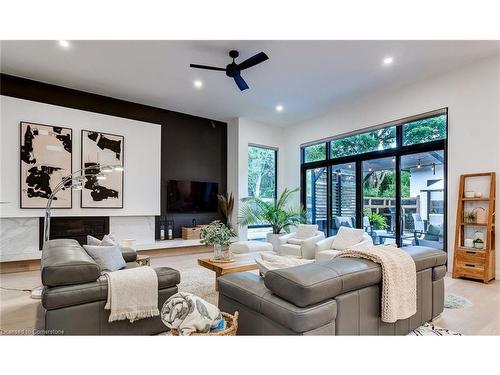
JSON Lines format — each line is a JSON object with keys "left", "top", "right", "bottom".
{"left": 237, "top": 52, "right": 269, "bottom": 71}
{"left": 233, "top": 74, "right": 249, "bottom": 91}
{"left": 189, "top": 64, "right": 226, "bottom": 72}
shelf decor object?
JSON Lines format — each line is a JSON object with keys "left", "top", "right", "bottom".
{"left": 453, "top": 172, "right": 496, "bottom": 283}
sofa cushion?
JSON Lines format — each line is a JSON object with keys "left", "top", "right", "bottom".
{"left": 218, "top": 272, "right": 337, "bottom": 333}
{"left": 265, "top": 258, "right": 382, "bottom": 307}
{"left": 229, "top": 241, "right": 273, "bottom": 254}
{"left": 42, "top": 241, "right": 101, "bottom": 287}
{"left": 42, "top": 266, "right": 181, "bottom": 310}
{"left": 295, "top": 224, "right": 318, "bottom": 239}
{"left": 265, "top": 246, "right": 447, "bottom": 307}
{"left": 315, "top": 249, "right": 341, "bottom": 260}
{"left": 279, "top": 243, "right": 302, "bottom": 257}
{"left": 331, "top": 226, "right": 365, "bottom": 250}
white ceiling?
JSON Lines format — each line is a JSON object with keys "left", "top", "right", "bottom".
{"left": 1, "top": 40, "right": 499, "bottom": 126}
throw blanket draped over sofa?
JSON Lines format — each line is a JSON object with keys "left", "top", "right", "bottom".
{"left": 333, "top": 244, "right": 417, "bottom": 323}
{"left": 104, "top": 266, "right": 160, "bottom": 323}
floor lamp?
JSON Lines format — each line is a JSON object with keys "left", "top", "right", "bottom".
{"left": 31, "top": 164, "right": 123, "bottom": 299}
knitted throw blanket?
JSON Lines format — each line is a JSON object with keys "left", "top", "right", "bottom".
{"left": 104, "top": 266, "right": 159, "bottom": 323}
{"left": 333, "top": 245, "right": 417, "bottom": 323}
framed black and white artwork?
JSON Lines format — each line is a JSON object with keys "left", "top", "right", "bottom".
{"left": 20, "top": 121, "right": 73, "bottom": 208}
{"left": 81, "top": 130, "right": 124, "bottom": 208}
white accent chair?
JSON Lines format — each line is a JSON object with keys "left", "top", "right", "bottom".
{"left": 314, "top": 227, "right": 374, "bottom": 260}
{"left": 277, "top": 224, "right": 325, "bottom": 259}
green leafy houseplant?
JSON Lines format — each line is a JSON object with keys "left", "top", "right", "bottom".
{"left": 238, "top": 188, "right": 306, "bottom": 234}
{"left": 364, "top": 210, "right": 388, "bottom": 230}
{"left": 200, "top": 220, "right": 236, "bottom": 247}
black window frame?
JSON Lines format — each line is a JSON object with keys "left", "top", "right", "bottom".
{"left": 300, "top": 108, "right": 448, "bottom": 252}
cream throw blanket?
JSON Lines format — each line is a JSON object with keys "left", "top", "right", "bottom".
{"left": 333, "top": 244, "right": 417, "bottom": 323}
{"left": 104, "top": 266, "right": 159, "bottom": 323}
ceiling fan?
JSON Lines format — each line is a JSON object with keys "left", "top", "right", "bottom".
{"left": 189, "top": 50, "right": 269, "bottom": 91}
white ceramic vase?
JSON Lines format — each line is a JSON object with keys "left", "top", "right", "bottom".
{"left": 266, "top": 233, "right": 282, "bottom": 252}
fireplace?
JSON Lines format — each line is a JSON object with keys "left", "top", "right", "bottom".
{"left": 39, "top": 216, "right": 109, "bottom": 250}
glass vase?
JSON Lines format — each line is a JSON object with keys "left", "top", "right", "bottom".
{"left": 213, "top": 244, "right": 223, "bottom": 260}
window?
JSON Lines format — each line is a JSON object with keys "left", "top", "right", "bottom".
{"left": 248, "top": 145, "right": 277, "bottom": 200}
{"left": 403, "top": 114, "right": 446, "bottom": 146}
{"left": 330, "top": 126, "right": 396, "bottom": 158}
{"left": 303, "top": 143, "right": 326, "bottom": 163}
{"left": 300, "top": 110, "right": 447, "bottom": 251}
{"left": 247, "top": 145, "right": 277, "bottom": 240}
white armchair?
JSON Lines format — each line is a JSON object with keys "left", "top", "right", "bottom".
{"left": 278, "top": 224, "right": 325, "bottom": 259}
{"left": 315, "top": 228, "right": 373, "bottom": 261}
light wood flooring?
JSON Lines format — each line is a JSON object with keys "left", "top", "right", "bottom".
{"left": 1, "top": 252, "right": 499, "bottom": 335}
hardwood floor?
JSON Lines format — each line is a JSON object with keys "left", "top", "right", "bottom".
{"left": 1, "top": 252, "right": 499, "bottom": 335}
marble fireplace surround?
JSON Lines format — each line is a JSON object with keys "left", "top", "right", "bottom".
{"left": 0, "top": 216, "right": 155, "bottom": 262}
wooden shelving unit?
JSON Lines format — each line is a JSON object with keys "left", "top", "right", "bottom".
{"left": 453, "top": 172, "right": 496, "bottom": 283}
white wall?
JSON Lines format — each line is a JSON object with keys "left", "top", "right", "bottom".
{"left": 227, "top": 117, "right": 286, "bottom": 240}
{"left": 0, "top": 96, "right": 161, "bottom": 261}
{"left": 284, "top": 53, "right": 500, "bottom": 273}
{"left": 0, "top": 96, "right": 161, "bottom": 217}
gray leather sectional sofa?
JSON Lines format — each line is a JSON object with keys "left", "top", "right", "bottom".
{"left": 218, "top": 246, "right": 446, "bottom": 335}
{"left": 41, "top": 239, "right": 179, "bottom": 335}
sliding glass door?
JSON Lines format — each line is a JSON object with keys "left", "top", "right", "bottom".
{"left": 400, "top": 150, "right": 445, "bottom": 249}
{"left": 305, "top": 167, "right": 327, "bottom": 234}
{"left": 300, "top": 109, "right": 447, "bottom": 252}
{"left": 330, "top": 163, "right": 356, "bottom": 236}
{"left": 362, "top": 157, "right": 396, "bottom": 245}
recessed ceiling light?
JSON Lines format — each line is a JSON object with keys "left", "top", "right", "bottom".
{"left": 58, "top": 40, "right": 70, "bottom": 48}
{"left": 383, "top": 56, "right": 393, "bottom": 65}
{"left": 194, "top": 80, "right": 203, "bottom": 89}
{"left": 275, "top": 105, "right": 283, "bottom": 112}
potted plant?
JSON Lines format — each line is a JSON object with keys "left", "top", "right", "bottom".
{"left": 463, "top": 210, "right": 477, "bottom": 223}
{"left": 364, "top": 210, "right": 388, "bottom": 230}
{"left": 238, "top": 188, "right": 305, "bottom": 251}
{"left": 200, "top": 220, "right": 236, "bottom": 260}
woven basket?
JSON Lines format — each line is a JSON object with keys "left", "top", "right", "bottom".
{"left": 170, "top": 311, "right": 239, "bottom": 336}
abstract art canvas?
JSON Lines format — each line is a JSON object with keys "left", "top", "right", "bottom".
{"left": 81, "top": 130, "right": 124, "bottom": 208}
{"left": 20, "top": 122, "right": 73, "bottom": 208}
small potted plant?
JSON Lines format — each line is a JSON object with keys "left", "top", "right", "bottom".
{"left": 200, "top": 220, "right": 236, "bottom": 261}
{"left": 463, "top": 210, "right": 477, "bottom": 223}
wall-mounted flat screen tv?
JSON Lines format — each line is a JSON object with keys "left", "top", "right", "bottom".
{"left": 167, "top": 180, "right": 219, "bottom": 213}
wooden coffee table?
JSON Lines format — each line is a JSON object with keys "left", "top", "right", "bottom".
{"left": 198, "top": 253, "right": 259, "bottom": 291}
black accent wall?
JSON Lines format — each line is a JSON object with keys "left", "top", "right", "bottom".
{"left": 1, "top": 74, "right": 227, "bottom": 238}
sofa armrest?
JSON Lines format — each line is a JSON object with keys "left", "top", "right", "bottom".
{"left": 314, "top": 236, "right": 335, "bottom": 253}
{"left": 301, "top": 233, "right": 326, "bottom": 259}
{"left": 120, "top": 247, "right": 138, "bottom": 262}
{"left": 279, "top": 232, "right": 296, "bottom": 244}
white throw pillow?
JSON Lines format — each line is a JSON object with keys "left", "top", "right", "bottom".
{"left": 294, "top": 224, "right": 318, "bottom": 239}
{"left": 87, "top": 235, "right": 101, "bottom": 246}
{"left": 83, "top": 244, "right": 126, "bottom": 272}
{"left": 331, "top": 226, "right": 365, "bottom": 250}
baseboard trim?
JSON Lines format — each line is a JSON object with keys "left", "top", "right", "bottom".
{"left": 0, "top": 259, "right": 41, "bottom": 274}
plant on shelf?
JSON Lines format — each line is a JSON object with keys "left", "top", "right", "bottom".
{"left": 463, "top": 210, "right": 477, "bottom": 223}
{"left": 238, "top": 188, "right": 305, "bottom": 250}
{"left": 200, "top": 220, "right": 236, "bottom": 260}
{"left": 217, "top": 192, "right": 235, "bottom": 229}
{"left": 364, "top": 210, "right": 388, "bottom": 230}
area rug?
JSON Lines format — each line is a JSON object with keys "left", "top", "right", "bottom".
{"left": 444, "top": 293, "right": 473, "bottom": 309}
{"left": 408, "top": 322, "right": 462, "bottom": 336}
